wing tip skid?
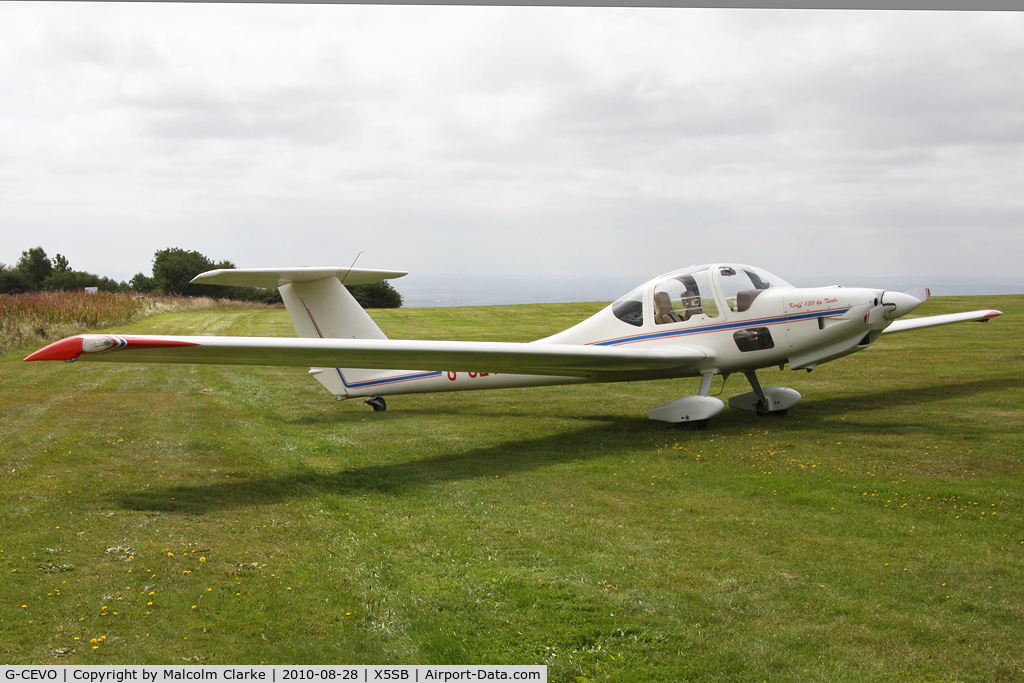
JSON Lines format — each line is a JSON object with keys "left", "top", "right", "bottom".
{"left": 25, "top": 336, "right": 84, "bottom": 362}
{"left": 25, "top": 335, "right": 202, "bottom": 362}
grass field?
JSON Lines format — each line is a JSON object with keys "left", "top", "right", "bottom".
{"left": 1, "top": 296, "right": 1022, "bottom": 681}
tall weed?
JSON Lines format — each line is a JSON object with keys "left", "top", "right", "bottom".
{"left": 0, "top": 291, "right": 275, "bottom": 353}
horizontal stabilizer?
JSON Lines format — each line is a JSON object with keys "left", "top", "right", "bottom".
{"left": 905, "top": 287, "right": 931, "bottom": 303}
{"left": 882, "top": 309, "right": 1002, "bottom": 334}
{"left": 26, "top": 334, "right": 710, "bottom": 378}
{"left": 191, "top": 267, "right": 407, "bottom": 289}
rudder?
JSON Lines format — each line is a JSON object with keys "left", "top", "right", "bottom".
{"left": 191, "top": 266, "right": 408, "bottom": 398}
{"left": 279, "top": 278, "right": 401, "bottom": 398}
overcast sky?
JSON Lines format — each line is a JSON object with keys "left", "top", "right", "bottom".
{"left": 1, "top": 4, "right": 1022, "bottom": 303}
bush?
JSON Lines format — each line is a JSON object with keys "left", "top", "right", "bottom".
{"left": 346, "top": 281, "right": 402, "bottom": 308}
{"left": 0, "top": 265, "right": 33, "bottom": 295}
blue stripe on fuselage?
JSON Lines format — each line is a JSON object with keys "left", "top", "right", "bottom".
{"left": 299, "top": 297, "right": 445, "bottom": 389}
{"left": 334, "top": 368, "right": 444, "bottom": 389}
{"left": 591, "top": 307, "right": 852, "bottom": 347}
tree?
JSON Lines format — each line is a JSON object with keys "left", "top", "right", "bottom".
{"left": 3, "top": 248, "right": 129, "bottom": 294}
{"left": 0, "top": 264, "right": 32, "bottom": 295}
{"left": 94, "top": 276, "right": 128, "bottom": 293}
{"left": 346, "top": 281, "right": 403, "bottom": 308}
{"left": 43, "top": 270, "right": 98, "bottom": 292}
{"left": 16, "top": 247, "right": 52, "bottom": 289}
{"left": 152, "top": 248, "right": 234, "bottom": 297}
{"left": 52, "top": 254, "right": 70, "bottom": 274}
{"left": 33, "top": 251, "right": 129, "bottom": 293}
{"left": 129, "top": 273, "right": 157, "bottom": 293}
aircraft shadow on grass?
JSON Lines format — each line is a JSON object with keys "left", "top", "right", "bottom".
{"left": 766, "top": 376, "right": 1021, "bottom": 416}
{"left": 118, "top": 378, "right": 1018, "bottom": 515}
{"left": 285, "top": 376, "right": 1019, "bottom": 425}
{"left": 117, "top": 420, "right": 644, "bottom": 514}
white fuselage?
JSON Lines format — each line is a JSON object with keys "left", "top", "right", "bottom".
{"left": 333, "top": 264, "right": 892, "bottom": 400}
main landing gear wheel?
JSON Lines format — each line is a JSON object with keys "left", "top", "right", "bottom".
{"left": 727, "top": 371, "right": 801, "bottom": 416}
{"left": 364, "top": 396, "right": 387, "bottom": 412}
{"left": 756, "top": 405, "right": 788, "bottom": 417}
{"left": 648, "top": 373, "right": 724, "bottom": 427}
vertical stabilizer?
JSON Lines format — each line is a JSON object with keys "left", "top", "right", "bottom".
{"left": 280, "top": 279, "right": 387, "bottom": 341}
{"left": 279, "top": 278, "right": 393, "bottom": 397}
{"left": 189, "top": 266, "right": 410, "bottom": 399}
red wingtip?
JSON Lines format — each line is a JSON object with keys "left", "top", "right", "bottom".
{"left": 978, "top": 310, "right": 1003, "bottom": 321}
{"left": 25, "top": 336, "right": 85, "bottom": 362}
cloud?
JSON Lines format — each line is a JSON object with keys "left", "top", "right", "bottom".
{"left": 0, "top": 5, "right": 1022, "bottom": 296}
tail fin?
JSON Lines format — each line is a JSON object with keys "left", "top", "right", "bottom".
{"left": 192, "top": 266, "right": 407, "bottom": 397}
{"left": 279, "top": 278, "right": 388, "bottom": 341}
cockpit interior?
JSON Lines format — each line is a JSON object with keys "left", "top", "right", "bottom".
{"left": 613, "top": 264, "right": 791, "bottom": 327}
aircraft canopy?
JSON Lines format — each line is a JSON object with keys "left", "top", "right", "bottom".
{"left": 613, "top": 264, "right": 793, "bottom": 327}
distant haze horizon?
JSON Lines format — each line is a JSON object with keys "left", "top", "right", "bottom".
{"left": 399, "top": 272, "right": 1024, "bottom": 307}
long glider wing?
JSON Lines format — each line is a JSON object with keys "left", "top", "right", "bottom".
{"left": 882, "top": 309, "right": 1002, "bottom": 334}
{"left": 25, "top": 334, "right": 710, "bottom": 378}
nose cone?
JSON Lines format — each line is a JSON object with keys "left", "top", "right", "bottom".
{"left": 882, "top": 291, "right": 925, "bottom": 320}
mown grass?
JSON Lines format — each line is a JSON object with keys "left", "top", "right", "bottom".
{"left": 1, "top": 296, "right": 1022, "bottom": 681}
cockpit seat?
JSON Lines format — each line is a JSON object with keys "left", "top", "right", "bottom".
{"left": 654, "top": 291, "right": 682, "bottom": 324}
{"left": 682, "top": 290, "right": 701, "bottom": 319}
{"left": 735, "top": 289, "right": 763, "bottom": 312}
